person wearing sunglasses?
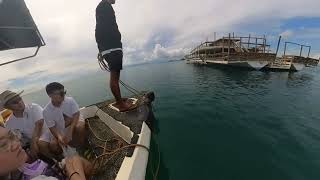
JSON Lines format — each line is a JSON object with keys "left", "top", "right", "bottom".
{"left": 0, "top": 90, "right": 47, "bottom": 159}
{"left": 41, "top": 82, "right": 86, "bottom": 156}
{"left": 0, "top": 127, "right": 92, "bottom": 179}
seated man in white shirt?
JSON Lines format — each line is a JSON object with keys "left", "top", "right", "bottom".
{"left": 0, "top": 90, "right": 46, "bottom": 159}
{"left": 40, "top": 82, "right": 86, "bottom": 155}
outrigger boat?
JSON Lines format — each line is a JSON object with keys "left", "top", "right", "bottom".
{"left": 0, "top": 0, "right": 157, "bottom": 179}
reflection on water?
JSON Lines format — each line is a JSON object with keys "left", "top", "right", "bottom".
{"left": 287, "top": 71, "right": 314, "bottom": 88}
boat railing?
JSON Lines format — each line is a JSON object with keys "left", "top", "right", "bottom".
{"left": 221, "top": 34, "right": 270, "bottom": 54}
{"left": 279, "top": 55, "right": 319, "bottom": 66}
{"left": 189, "top": 33, "right": 272, "bottom": 58}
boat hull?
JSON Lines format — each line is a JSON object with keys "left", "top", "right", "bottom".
{"left": 292, "top": 63, "right": 305, "bottom": 71}
{"left": 186, "top": 58, "right": 269, "bottom": 70}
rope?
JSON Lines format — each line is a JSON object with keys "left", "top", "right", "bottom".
{"left": 98, "top": 53, "right": 142, "bottom": 97}
{"left": 87, "top": 120, "right": 150, "bottom": 175}
{"left": 92, "top": 144, "right": 150, "bottom": 168}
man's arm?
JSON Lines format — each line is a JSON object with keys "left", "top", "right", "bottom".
{"left": 43, "top": 110, "right": 68, "bottom": 146}
{"left": 31, "top": 104, "right": 44, "bottom": 140}
{"left": 65, "top": 112, "right": 80, "bottom": 139}
{"left": 65, "top": 155, "right": 93, "bottom": 180}
{"left": 31, "top": 119, "right": 43, "bottom": 141}
{"left": 65, "top": 97, "right": 81, "bottom": 137}
{"left": 30, "top": 119, "right": 43, "bottom": 157}
{"left": 49, "top": 125, "right": 68, "bottom": 146}
{"left": 30, "top": 104, "right": 45, "bottom": 155}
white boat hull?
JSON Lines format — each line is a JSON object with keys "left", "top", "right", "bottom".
{"left": 80, "top": 103, "right": 151, "bottom": 180}
{"left": 247, "top": 61, "right": 269, "bottom": 70}
{"left": 292, "top": 63, "right": 305, "bottom": 71}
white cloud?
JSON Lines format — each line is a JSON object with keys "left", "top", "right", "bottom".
{"left": 0, "top": 0, "right": 320, "bottom": 90}
{"left": 280, "top": 30, "right": 294, "bottom": 39}
{"left": 151, "top": 44, "right": 189, "bottom": 60}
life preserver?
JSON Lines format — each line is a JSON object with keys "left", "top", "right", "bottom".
{"left": 1, "top": 109, "right": 12, "bottom": 123}
{"left": 0, "top": 116, "right": 4, "bottom": 127}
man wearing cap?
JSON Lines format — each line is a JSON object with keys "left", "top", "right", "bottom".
{"left": 0, "top": 90, "right": 46, "bottom": 158}
{"left": 41, "top": 82, "right": 86, "bottom": 155}
{"left": 95, "top": 0, "right": 133, "bottom": 112}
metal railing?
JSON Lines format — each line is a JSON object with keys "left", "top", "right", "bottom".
{"left": 0, "top": 26, "right": 46, "bottom": 66}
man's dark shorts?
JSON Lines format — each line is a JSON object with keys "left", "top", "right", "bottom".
{"left": 102, "top": 50, "right": 123, "bottom": 71}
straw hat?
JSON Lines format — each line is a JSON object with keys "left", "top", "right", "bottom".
{"left": 0, "top": 90, "right": 24, "bottom": 108}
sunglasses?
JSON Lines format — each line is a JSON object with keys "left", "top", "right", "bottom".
{"left": 52, "top": 90, "right": 67, "bottom": 97}
{"left": 0, "top": 130, "right": 22, "bottom": 153}
{"left": 6, "top": 96, "right": 22, "bottom": 106}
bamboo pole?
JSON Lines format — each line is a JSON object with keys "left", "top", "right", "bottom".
{"left": 240, "top": 37, "right": 242, "bottom": 52}
{"left": 248, "top": 34, "right": 251, "bottom": 49}
{"left": 275, "top": 36, "right": 282, "bottom": 57}
{"left": 307, "top": 47, "right": 311, "bottom": 58}
{"left": 263, "top": 35, "right": 266, "bottom": 53}
{"left": 228, "top": 33, "right": 231, "bottom": 60}
{"left": 284, "top": 42, "right": 287, "bottom": 56}
{"left": 255, "top": 37, "right": 258, "bottom": 53}
{"left": 299, "top": 45, "right": 303, "bottom": 57}
{"left": 222, "top": 37, "right": 225, "bottom": 57}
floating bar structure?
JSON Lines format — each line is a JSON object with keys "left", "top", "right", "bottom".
{"left": 185, "top": 33, "right": 319, "bottom": 71}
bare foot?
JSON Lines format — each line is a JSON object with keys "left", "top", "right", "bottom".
{"left": 113, "top": 100, "right": 134, "bottom": 112}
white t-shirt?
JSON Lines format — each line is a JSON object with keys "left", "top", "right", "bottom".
{"left": 43, "top": 97, "right": 80, "bottom": 133}
{"left": 5, "top": 103, "right": 44, "bottom": 139}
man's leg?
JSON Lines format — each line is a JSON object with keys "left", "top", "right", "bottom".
{"left": 72, "top": 121, "right": 86, "bottom": 147}
{"left": 39, "top": 130, "right": 62, "bottom": 158}
{"left": 38, "top": 140, "right": 51, "bottom": 157}
{"left": 110, "top": 70, "right": 122, "bottom": 102}
{"left": 110, "top": 70, "right": 132, "bottom": 112}
{"left": 38, "top": 139, "right": 62, "bottom": 158}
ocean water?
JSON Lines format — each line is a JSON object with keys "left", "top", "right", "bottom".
{"left": 23, "top": 61, "right": 320, "bottom": 180}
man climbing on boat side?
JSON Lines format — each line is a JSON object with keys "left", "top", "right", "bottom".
{"left": 41, "top": 82, "right": 86, "bottom": 156}
{"left": 95, "top": 0, "right": 134, "bottom": 112}
{"left": 0, "top": 90, "right": 48, "bottom": 159}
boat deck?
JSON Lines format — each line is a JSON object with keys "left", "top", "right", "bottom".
{"left": 82, "top": 93, "right": 155, "bottom": 180}
{"left": 87, "top": 116, "right": 130, "bottom": 180}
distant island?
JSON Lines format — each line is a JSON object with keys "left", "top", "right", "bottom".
{"left": 168, "top": 58, "right": 185, "bottom": 62}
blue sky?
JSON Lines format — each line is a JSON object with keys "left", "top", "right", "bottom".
{"left": 234, "top": 16, "right": 320, "bottom": 56}
{"left": 0, "top": 0, "right": 320, "bottom": 92}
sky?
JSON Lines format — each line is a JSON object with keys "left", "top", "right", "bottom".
{"left": 0, "top": 0, "right": 320, "bottom": 92}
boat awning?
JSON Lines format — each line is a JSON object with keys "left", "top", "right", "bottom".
{"left": 0, "top": 0, "right": 45, "bottom": 66}
{"left": 0, "top": 0, "right": 45, "bottom": 51}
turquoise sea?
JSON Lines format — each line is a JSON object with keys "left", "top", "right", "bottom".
{"left": 23, "top": 61, "right": 320, "bottom": 180}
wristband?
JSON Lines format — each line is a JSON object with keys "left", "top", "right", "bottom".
{"left": 69, "top": 171, "right": 80, "bottom": 180}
